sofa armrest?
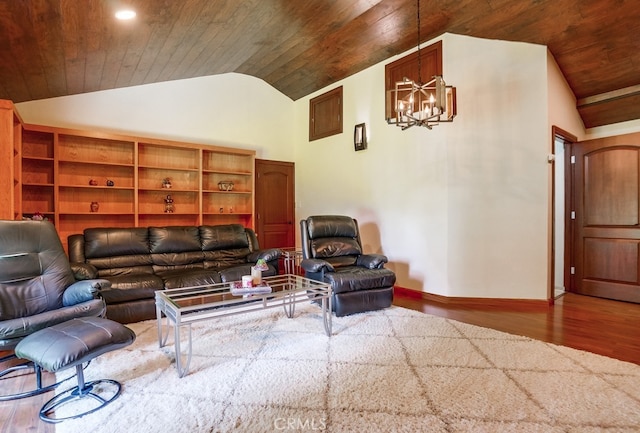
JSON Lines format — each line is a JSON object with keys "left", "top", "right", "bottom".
{"left": 356, "top": 254, "right": 388, "bottom": 269}
{"left": 63, "top": 279, "right": 111, "bottom": 306}
{"left": 301, "top": 258, "right": 335, "bottom": 273}
{"left": 70, "top": 262, "right": 99, "bottom": 280}
{"left": 247, "top": 248, "right": 282, "bottom": 263}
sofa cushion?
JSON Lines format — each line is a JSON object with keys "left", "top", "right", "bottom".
{"left": 151, "top": 253, "right": 205, "bottom": 269}
{"left": 152, "top": 262, "right": 205, "bottom": 277}
{"left": 84, "top": 228, "right": 150, "bottom": 259}
{"left": 200, "top": 221, "right": 255, "bottom": 270}
{"left": 203, "top": 250, "right": 250, "bottom": 269}
{"left": 200, "top": 224, "right": 249, "bottom": 250}
{"left": 325, "top": 267, "right": 396, "bottom": 294}
{"left": 149, "top": 226, "right": 201, "bottom": 253}
{"left": 149, "top": 227, "right": 204, "bottom": 268}
{"left": 307, "top": 215, "right": 358, "bottom": 239}
{"left": 96, "top": 265, "right": 155, "bottom": 278}
{"left": 100, "top": 274, "right": 164, "bottom": 304}
{"left": 311, "top": 238, "right": 361, "bottom": 259}
{"left": 89, "top": 256, "right": 154, "bottom": 271}
{"left": 324, "top": 255, "right": 358, "bottom": 268}
{"left": 158, "top": 268, "right": 222, "bottom": 289}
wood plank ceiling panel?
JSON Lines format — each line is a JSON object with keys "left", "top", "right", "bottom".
{"left": 28, "top": 0, "right": 67, "bottom": 98}
{"left": 114, "top": 0, "right": 184, "bottom": 88}
{"left": 159, "top": 0, "right": 229, "bottom": 82}
{"left": 0, "top": 1, "right": 45, "bottom": 101}
{"left": 0, "top": 0, "right": 639, "bottom": 128}
{"left": 132, "top": 0, "right": 196, "bottom": 86}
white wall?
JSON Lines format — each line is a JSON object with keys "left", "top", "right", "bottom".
{"left": 295, "top": 34, "right": 557, "bottom": 300}
{"left": 17, "top": 73, "right": 296, "bottom": 162}
{"left": 16, "top": 34, "right": 596, "bottom": 300}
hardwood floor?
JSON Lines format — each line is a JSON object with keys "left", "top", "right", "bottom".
{"left": 393, "top": 289, "right": 640, "bottom": 365}
{"left": 2, "top": 291, "right": 639, "bottom": 431}
{"left": 0, "top": 362, "right": 56, "bottom": 433}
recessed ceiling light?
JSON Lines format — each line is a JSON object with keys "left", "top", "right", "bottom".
{"left": 115, "top": 9, "right": 136, "bottom": 20}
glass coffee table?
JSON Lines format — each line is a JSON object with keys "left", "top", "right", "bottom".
{"left": 155, "top": 274, "right": 332, "bottom": 377}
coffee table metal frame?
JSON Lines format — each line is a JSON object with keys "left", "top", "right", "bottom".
{"left": 155, "top": 274, "right": 332, "bottom": 377}
{"left": 280, "top": 247, "right": 303, "bottom": 275}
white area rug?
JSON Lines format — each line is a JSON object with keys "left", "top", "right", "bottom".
{"left": 55, "top": 304, "right": 640, "bottom": 433}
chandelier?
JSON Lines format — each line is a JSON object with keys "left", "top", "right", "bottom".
{"left": 387, "top": 0, "right": 456, "bottom": 130}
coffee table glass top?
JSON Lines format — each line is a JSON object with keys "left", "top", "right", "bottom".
{"left": 158, "top": 274, "right": 329, "bottom": 314}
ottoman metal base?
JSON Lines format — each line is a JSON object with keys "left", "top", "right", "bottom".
{"left": 39, "top": 364, "right": 122, "bottom": 423}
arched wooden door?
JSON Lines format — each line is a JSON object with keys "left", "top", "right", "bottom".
{"left": 571, "top": 132, "right": 640, "bottom": 303}
{"left": 255, "top": 159, "right": 295, "bottom": 249}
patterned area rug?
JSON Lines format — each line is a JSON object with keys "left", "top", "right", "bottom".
{"left": 55, "top": 304, "right": 640, "bottom": 432}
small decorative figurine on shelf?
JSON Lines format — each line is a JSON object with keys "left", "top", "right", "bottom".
{"left": 90, "top": 202, "right": 99, "bottom": 212}
{"left": 89, "top": 179, "right": 98, "bottom": 186}
{"left": 228, "top": 206, "right": 233, "bottom": 213}
{"left": 218, "top": 180, "right": 234, "bottom": 191}
{"left": 24, "top": 212, "right": 49, "bottom": 221}
{"left": 106, "top": 180, "right": 115, "bottom": 187}
{"left": 164, "top": 195, "right": 174, "bottom": 213}
{"left": 219, "top": 207, "right": 224, "bottom": 213}
{"left": 162, "top": 177, "right": 172, "bottom": 189}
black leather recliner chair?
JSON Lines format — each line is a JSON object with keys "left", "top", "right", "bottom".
{"left": 0, "top": 220, "right": 108, "bottom": 400}
{"left": 300, "top": 215, "right": 395, "bottom": 316}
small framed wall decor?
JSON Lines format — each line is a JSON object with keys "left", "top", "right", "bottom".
{"left": 354, "top": 123, "right": 367, "bottom": 151}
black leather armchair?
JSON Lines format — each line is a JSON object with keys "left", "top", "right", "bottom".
{"left": 0, "top": 220, "right": 108, "bottom": 400}
{"left": 300, "top": 215, "right": 395, "bottom": 316}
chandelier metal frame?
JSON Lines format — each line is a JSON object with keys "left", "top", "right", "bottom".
{"left": 387, "top": 0, "right": 456, "bottom": 130}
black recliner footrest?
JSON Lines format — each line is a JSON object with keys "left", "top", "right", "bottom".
{"left": 15, "top": 317, "right": 136, "bottom": 423}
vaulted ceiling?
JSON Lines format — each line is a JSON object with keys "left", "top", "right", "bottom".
{"left": 1, "top": 0, "right": 639, "bottom": 129}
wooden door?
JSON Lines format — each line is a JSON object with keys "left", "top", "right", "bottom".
{"left": 255, "top": 159, "right": 295, "bottom": 249}
{"left": 571, "top": 132, "right": 640, "bottom": 303}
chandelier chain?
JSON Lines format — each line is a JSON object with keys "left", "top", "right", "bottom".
{"left": 416, "top": 0, "right": 422, "bottom": 84}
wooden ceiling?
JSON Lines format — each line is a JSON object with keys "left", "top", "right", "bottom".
{"left": 1, "top": 0, "right": 639, "bottom": 129}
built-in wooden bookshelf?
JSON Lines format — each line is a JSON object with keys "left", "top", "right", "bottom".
{"left": 202, "top": 149, "right": 254, "bottom": 226}
{"left": 0, "top": 100, "right": 21, "bottom": 221}
{"left": 0, "top": 101, "right": 255, "bottom": 248}
{"left": 138, "top": 142, "right": 201, "bottom": 227}
{"left": 21, "top": 130, "right": 55, "bottom": 221}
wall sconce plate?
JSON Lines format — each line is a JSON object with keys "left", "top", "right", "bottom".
{"left": 354, "top": 123, "right": 367, "bottom": 151}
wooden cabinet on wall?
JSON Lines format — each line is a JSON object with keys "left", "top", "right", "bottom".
{"left": 1, "top": 111, "right": 255, "bottom": 248}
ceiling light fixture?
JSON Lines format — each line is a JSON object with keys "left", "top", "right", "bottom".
{"left": 387, "top": 0, "right": 456, "bottom": 130}
{"left": 115, "top": 9, "right": 136, "bottom": 20}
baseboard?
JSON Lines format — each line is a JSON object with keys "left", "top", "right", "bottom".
{"left": 393, "top": 286, "right": 552, "bottom": 308}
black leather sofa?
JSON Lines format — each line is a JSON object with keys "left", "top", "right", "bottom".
{"left": 68, "top": 224, "right": 281, "bottom": 324}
